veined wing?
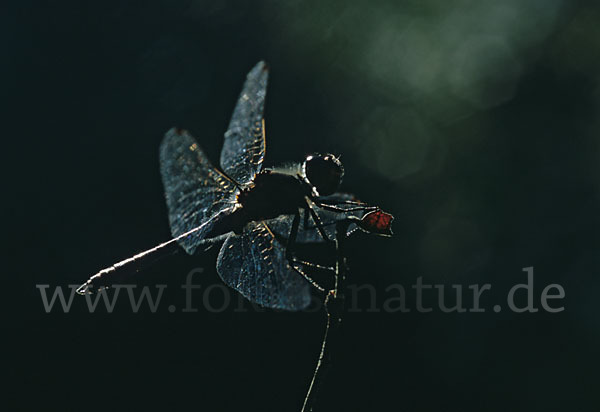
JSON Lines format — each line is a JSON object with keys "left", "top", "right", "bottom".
{"left": 220, "top": 61, "right": 268, "bottom": 186}
{"left": 160, "top": 128, "right": 237, "bottom": 254}
{"left": 216, "top": 222, "right": 311, "bottom": 310}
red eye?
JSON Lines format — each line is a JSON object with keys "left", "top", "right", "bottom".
{"left": 358, "top": 209, "right": 394, "bottom": 236}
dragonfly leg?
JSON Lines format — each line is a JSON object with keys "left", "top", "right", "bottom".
{"left": 306, "top": 202, "right": 335, "bottom": 243}
{"left": 285, "top": 209, "right": 334, "bottom": 292}
{"left": 316, "top": 198, "right": 367, "bottom": 207}
{"left": 303, "top": 203, "right": 310, "bottom": 230}
{"left": 291, "top": 264, "right": 327, "bottom": 292}
{"left": 314, "top": 201, "right": 378, "bottom": 213}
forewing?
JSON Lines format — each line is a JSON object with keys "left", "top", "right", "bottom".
{"left": 217, "top": 222, "right": 311, "bottom": 311}
{"left": 220, "top": 61, "right": 268, "bottom": 185}
{"left": 160, "top": 128, "right": 237, "bottom": 254}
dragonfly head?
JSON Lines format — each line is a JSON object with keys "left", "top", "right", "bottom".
{"left": 302, "top": 153, "right": 344, "bottom": 196}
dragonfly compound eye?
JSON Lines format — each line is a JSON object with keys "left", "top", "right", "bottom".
{"left": 303, "top": 153, "right": 344, "bottom": 196}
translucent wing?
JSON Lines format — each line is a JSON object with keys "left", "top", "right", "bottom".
{"left": 266, "top": 193, "right": 366, "bottom": 243}
{"left": 216, "top": 222, "right": 311, "bottom": 310}
{"left": 160, "top": 128, "right": 237, "bottom": 254}
{"left": 220, "top": 61, "right": 268, "bottom": 186}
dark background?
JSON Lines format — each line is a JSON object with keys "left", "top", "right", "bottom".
{"left": 7, "top": 0, "right": 600, "bottom": 411}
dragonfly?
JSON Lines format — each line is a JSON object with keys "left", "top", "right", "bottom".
{"left": 77, "top": 61, "right": 392, "bottom": 310}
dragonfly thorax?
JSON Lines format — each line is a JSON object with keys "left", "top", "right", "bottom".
{"left": 236, "top": 170, "right": 312, "bottom": 221}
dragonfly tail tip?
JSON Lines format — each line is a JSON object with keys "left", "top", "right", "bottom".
{"left": 76, "top": 281, "right": 91, "bottom": 295}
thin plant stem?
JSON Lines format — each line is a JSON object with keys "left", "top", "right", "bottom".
{"left": 301, "top": 220, "right": 350, "bottom": 412}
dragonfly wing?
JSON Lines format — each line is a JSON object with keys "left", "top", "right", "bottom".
{"left": 216, "top": 222, "right": 311, "bottom": 311}
{"left": 160, "top": 128, "right": 237, "bottom": 254}
{"left": 220, "top": 61, "right": 268, "bottom": 186}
